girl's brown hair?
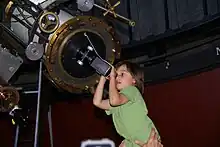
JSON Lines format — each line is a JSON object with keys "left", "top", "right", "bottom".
{"left": 115, "top": 61, "right": 144, "bottom": 94}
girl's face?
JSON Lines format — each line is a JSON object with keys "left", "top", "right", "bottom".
{"left": 115, "top": 65, "right": 136, "bottom": 91}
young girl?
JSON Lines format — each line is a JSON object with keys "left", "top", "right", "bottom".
{"left": 93, "top": 61, "right": 160, "bottom": 147}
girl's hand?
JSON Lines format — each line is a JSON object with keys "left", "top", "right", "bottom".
{"left": 110, "top": 67, "right": 116, "bottom": 79}
{"left": 100, "top": 75, "right": 106, "bottom": 80}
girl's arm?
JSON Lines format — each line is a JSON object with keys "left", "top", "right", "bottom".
{"left": 93, "top": 76, "right": 111, "bottom": 110}
{"left": 109, "top": 68, "right": 129, "bottom": 106}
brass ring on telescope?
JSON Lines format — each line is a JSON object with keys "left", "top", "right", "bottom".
{"left": 45, "top": 16, "right": 121, "bottom": 93}
{"left": 38, "top": 11, "right": 60, "bottom": 34}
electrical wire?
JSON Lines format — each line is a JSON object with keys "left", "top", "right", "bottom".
{"left": 83, "top": 32, "right": 114, "bottom": 68}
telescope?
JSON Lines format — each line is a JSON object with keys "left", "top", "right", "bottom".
{"left": 1, "top": 0, "right": 121, "bottom": 93}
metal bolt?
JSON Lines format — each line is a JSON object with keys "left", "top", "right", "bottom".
{"left": 85, "top": 85, "right": 89, "bottom": 90}
{"left": 165, "top": 61, "right": 170, "bottom": 69}
{"left": 69, "top": 26, "right": 73, "bottom": 30}
{"left": 9, "top": 67, "right": 15, "bottom": 72}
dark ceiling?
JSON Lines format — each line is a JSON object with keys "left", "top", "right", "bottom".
{"left": 90, "top": 0, "right": 220, "bottom": 46}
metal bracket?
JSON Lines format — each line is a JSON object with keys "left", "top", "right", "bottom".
{"left": 77, "top": 0, "right": 135, "bottom": 27}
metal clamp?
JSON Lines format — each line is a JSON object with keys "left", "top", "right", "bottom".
{"left": 103, "top": 0, "right": 120, "bottom": 18}
{"left": 94, "top": 3, "right": 135, "bottom": 27}
{"left": 5, "top": 1, "right": 14, "bottom": 18}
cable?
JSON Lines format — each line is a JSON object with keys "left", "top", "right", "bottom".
{"left": 83, "top": 32, "right": 114, "bottom": 68}
{"left": 11, "top": 16, "right": 33, "bottom": 23}
{"left": 16, "top": 7, "right": 33, "bottom": 27}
